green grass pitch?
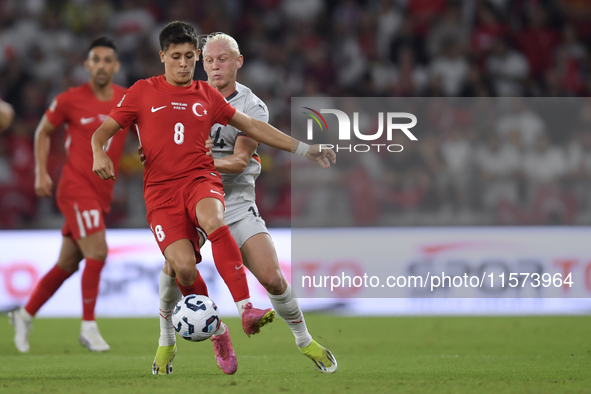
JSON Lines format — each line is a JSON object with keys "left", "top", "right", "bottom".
{"left": 1, "top": 314, "right": 590, "bottom": 394}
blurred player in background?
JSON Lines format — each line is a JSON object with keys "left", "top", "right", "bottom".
{"left": 9, "top": 37, "right": 128, "bottom": 353}
{"left": 150, "top": 32, "right": 337, "bottom": 375}
{"left": 0, "top": 98, "right": 14, "bottom": 132}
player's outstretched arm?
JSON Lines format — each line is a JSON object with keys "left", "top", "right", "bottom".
{"left": 0, "top": 99, "right": 14, "bottom": 133}
{"left": 205, "top": 135, "right": 258, "bottom": 173}
{"left": 228, "top": 110, "right": 336, "bottom": 168}
{"left": 92, "top": 117, "right": 122, "bottom": 180}
{"left": 34, "top": 115, "right": 57, "bottom": 197}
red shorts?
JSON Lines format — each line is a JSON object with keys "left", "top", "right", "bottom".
{"left": 57, "top": 196, "right": 107, "bottom": 240}
{"left": 146, "top": 175, "right": 225, "bottom": 258}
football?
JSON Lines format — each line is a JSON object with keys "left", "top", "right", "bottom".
{"left": 172, "top": 294, "right": 221, "bottom": 342}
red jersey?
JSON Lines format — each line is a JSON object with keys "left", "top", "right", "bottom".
{"left": 45, "top": 83, "right": 128, "bottom": 209}
{"left": 108, "top": 75, "right": 236, "bottom": 209}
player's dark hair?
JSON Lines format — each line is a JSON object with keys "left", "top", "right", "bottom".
{"left": 159, "top": 21, "right": 198, "bottom": 52}
{"left": 88, "top": 37, "right": 117, "bottom": 55}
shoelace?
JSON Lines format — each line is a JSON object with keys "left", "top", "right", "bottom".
{"left": 213, "top": 336, "right": 229, "bottom": 359}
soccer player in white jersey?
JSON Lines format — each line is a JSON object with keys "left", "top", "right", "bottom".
{"left": 151, "top": 33, "right": 337, "bottom": 375}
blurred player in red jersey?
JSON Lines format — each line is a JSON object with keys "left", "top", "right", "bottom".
{"left": 0, "top": 98, "right": 14, "bottom": 132}
{"left": 91, "top": 22, "right": 334, "bottom": 374}
{"left": 9, "top": 37, "right": 128, "bottom": 353}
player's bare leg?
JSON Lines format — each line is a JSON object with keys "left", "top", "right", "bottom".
{"left": 9, "top": 236, "right": 82, "bottom": 352}
{"left": 163, "top": 239, "right": 209, "bottom": 294}
{"left": 241, "top": 233, "right": 337, "bottom": 373}
{"left": 75, "top": 230, "right": 110, "bottom": 352}
{"left": 195, "top": 197, "right": 274, "bottom": 336}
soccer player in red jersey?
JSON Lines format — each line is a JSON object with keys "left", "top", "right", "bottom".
{"left": 9, "top": 37, "right": 128, "bottom": 353}
{"left": 149, "top": 32, "right": 337, "bottom": 375}
{"left": 0, "top": 98, "right": 14, "bottom": 132}
{"left": 91, "top": 22, "right": 334, "bottom": 374}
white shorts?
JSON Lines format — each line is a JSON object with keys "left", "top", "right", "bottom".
{"left": 228, "top": 212, "right": 269, "bottom": 249}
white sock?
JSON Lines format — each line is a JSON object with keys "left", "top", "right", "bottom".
{"left": 268, "top": 283, "right": 312, "bottom": 348}
{"left": 81, "top": 320, "right": 97, "bottom": 331}
{"left": 158, "top": 271, "right": 182, "bottom": 346}
{"left": 20, "top": 307, "right": 33, "bottom": 322}
{"left": 235, "top": 299, "right": 251, "bottom": 316}
{"left": 213, "top": 322, "right": 227, "bottom": 336}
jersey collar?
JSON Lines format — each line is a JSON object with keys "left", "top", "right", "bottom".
{"left": 225, "top": 90, "right": 238, "bottom": 101}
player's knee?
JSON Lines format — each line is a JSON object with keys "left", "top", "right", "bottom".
{"left": 200, "top": 215, "right": 225, "bottom": 235}
{"left": 168, "top": 255, "right": 197, "bottom": 285}
{"left": 261, "top": 272, "right": 286, "bottom": 295}
{"left": 57, "top": 259, "right": 80, "bottom": 274}
{"left": 84, "top": 246, "right": 108, "bottom": 262}
{"left": 174, "top": 265, "right": 197, "bottom": 285}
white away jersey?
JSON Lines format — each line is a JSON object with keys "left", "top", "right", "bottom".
{"left": 210, "top": 82, "right": 269, "bottom": 224}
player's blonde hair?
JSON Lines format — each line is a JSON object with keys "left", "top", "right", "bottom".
{"left": 202, "top": 32, "right": 241, "bottom": 57}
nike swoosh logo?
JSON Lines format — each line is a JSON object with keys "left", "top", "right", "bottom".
{"left": 210, "top": 189, "right": 224, "bottom": 196}
{"left": 151, "top": 105, "right": 166, "bottom": 112}
{"left": 80, "top": 117, "right": 95, "bottom": 125}
{"left": 235, "top": 264, "right": 243, "bottom": 270}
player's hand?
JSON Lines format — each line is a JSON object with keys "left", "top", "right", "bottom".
{"left": 305, "top": 144, "right": 336, "bottom": 169}
{"left": 34, "top": 172, "right": 53, "bottom": 197}
{"left": 93, "top": 151, "right": 116, "bottom": 180}
{"left": 138, "top": 146, "right": 146, "bottom": 166}
{"left": 205, "top": 137, "right": 213, "bottom": 156}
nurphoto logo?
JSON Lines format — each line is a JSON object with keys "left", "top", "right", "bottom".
{"left": 302, "top": 107, "right": 418, "bottom": 153}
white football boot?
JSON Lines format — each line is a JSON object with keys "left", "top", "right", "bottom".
{"left": 8, "top": 307, "right": 32, "bottom": 353}
{"left": 79, "top": 320, "right": 110, "bottom": 352}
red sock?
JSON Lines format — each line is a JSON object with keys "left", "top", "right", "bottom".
{"left": 25, "top": 264, "right": 72, "bottom": 316}
{"left": 81, "top": 258, "right": 105, "bottom": 321}
{"left": 175, "top": 270, "right": 209, "bottom": 296}
{"left": 208, "top": 225, "right": 249, "bottom": 302}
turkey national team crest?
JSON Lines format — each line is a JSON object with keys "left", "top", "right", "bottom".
{"left": 172, "top": 295, "right": 220, "bottom": 342}
{"left": 192, "top": 102, "right": 207, "bottom": 117}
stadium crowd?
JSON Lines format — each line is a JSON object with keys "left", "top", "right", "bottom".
{"left": 0, "top": 0, "right": 591, "bottom": 228}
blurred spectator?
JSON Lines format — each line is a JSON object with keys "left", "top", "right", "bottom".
{"left": 523, "top": 135, "right": 568, "bottom": 188}
{"left": 427, "top": 4, "right": 468, "bottom": 58}
{"left": 111, "top": 0, "right": 156, "bottom": 54}
{"left": 375, "top": 0, "right": 402, "bottom": 60}
{"left": 429, "top": 38, "right": 469, "bottom": 96}
{"left": 406, "top": 0, "right": 447, "bottom": 37}
{"left": 522, "top": 136, "right": 574, "bottom": 224}
{"left": 440, "top": 128, "right": 473, "bottom": 211}
{"left": 515, "top": 4, "right": 559, "bottom": 80}
{"left": 486, "top": 38, "right": 529, "bottom": 96}
{"left": 475, "top": 133, "right": 521, "bottom": 211}
{"left": 390, "top": 46, "right": 428, "bottom": 96}
{"left": 470, "top": 3, "right": 507, "bottom": 61}
{"left": 567, "top": 129, "right": 591, "bottom": 212}
{"left": 496, "top": 98, "right": 545, "bottom": 151}
{"left": 390, "top": 15, "right": 428, "bottom": 65}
